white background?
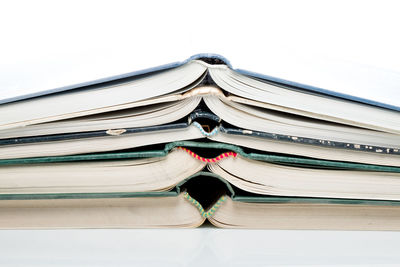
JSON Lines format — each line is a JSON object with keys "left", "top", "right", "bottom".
{"left": 1, "top": 0, "right": 400, "bottom": 266}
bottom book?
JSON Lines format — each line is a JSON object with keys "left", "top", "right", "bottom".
{"left": 1, "top": 173, "right": 400, "bottom": 230}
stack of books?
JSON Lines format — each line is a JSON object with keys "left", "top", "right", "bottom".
{"left": 1, "top": 54, "right": 400, "bottom": 229}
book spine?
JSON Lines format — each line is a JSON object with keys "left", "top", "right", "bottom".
{"left": 183, "top": 192, "right": 226, "bottom": 218}
{"left": 176, "top": 147, "right": 237, "bottom": 163}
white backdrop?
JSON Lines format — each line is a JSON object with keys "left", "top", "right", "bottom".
{"left": 1, "top": 0, "right": 400, "bottom": 106}
{"left": 1, "top": 1, "right": 400, "bottom": 266}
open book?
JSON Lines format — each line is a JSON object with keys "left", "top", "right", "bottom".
{"left": 1, "top": 54, "right": 400, "bottom": 230}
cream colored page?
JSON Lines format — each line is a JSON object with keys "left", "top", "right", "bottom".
{"left": 0, "top": 194, "right": 204, "bottom": 229}
{"left": 0, "top": 62, "right": 206, "bottom": 129}
{"left": 209, "top": 197, "right": 400, "bottom": 230}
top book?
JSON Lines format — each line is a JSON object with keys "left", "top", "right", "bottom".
{"left": 1, "top": 54, "right": 400, "bottom": 132}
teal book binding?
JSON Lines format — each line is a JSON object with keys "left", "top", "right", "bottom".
{"left": 1, "top": 141, "right": 400, "bottom": 173}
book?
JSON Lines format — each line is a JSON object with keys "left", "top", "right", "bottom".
{"left": 1, "top": 172, "right": 400, "bottom": 230}
{"left": 1, "top": 141, "right": 400, "bottom": 199}
{"left": 2, "top": 55, "right": 400, "bottom": 132}
{"left": 1, "top": 54, "right": 400, "bottom": 230}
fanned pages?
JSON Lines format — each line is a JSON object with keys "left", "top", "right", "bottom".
{"left": 0, "top": 149, "right": 205, "bottom": 194}
{"left": 209, "top": 155, "right": 400, "bottom": 200}
{"left": 0, "top": 194, "right": 205, "bottom": 229}
{"left": 208, "top": 197, "right": 400, "bottom": 230}
{"left": 0, "top": 97, "right": 202, "bottom": 139}
{"left": 0, "top": 62, "right": 207, "bottom": 129}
